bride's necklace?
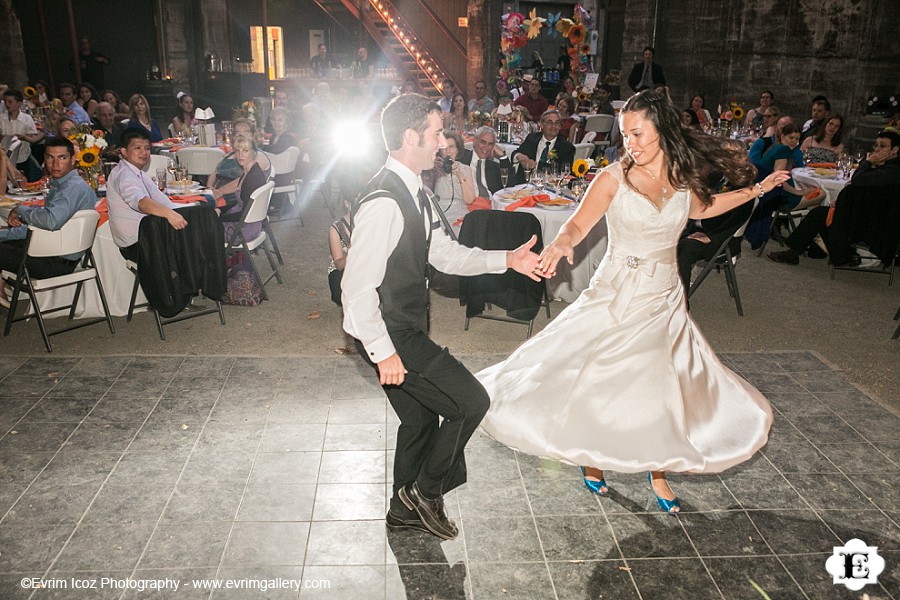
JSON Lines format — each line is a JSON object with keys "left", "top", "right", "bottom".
{"left": 642, "top": 166, "right": 670, "bottom": 202}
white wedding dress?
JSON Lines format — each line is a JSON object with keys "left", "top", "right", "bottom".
{"left": 478, "top": 162, "right": 772, "bottom": 473}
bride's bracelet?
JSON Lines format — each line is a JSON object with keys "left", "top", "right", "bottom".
{"left": 753, "top": 183, "right": 765, "bottom": 198}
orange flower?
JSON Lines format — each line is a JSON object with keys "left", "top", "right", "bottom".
{"left": 568, "top": 24, "right": 585, "bottom": 45}
{"left": 567, "top": 47, "right": 579, "bottom": 60}
{"left": 581, "top": 44, "right": 592, "bottom": 56}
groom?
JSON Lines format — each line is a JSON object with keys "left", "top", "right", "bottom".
{"left": 342, "top": 93, "right": 541, "bottom": 540}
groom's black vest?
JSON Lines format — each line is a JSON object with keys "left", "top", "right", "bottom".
{"left": 352, "top": 168, "right": 432, "bottom": 334}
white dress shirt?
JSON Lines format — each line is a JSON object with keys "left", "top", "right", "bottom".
{"left": 342, "top": 156, "right": 508, "bottom": 362}
{"left": 106, "top": 158, "right": 179, "bottom": 248}
{"left": 0, "top": 111, "right": 37, "bottom": 163}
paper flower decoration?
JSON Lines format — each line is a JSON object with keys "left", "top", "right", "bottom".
{"left": 504, "top": 11, "right": 525, "bottom": 30}
{"left": 525, "top": 9, "right": 546, "bottom": 39}
{"left": 574, "top": 4, "right": 593, "bottom": 28}
{"left": 556, "top": 18, "right": 574, "bottom": 36}
{"left": 545, "top": 12, "right": 560, "bottom": 37}
{"left": 568, "top": 24, "right": 586, "bottom": 45}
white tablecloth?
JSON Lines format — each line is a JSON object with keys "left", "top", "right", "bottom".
{"left": 792, "top": 167, "right": 850, "bottom": 206}
{"left": 491, "top": 186, "right": 607, "bottom": 302}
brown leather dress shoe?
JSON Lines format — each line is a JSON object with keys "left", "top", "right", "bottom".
{"left": 767, "top": 250, "right": 800, "bottom": 265}
{"left": 385, "top": 508, "right": 431, "bottom": 535}
{"left": 398, "top": 482, "right": 458, "bottom": 540}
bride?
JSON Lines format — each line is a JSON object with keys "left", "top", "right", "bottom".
{"left": 478, "top": 90, "right": 790, "bottom": 513}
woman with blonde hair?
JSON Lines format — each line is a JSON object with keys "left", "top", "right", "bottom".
{"left": 219, "top": 134, "right": 272, "bottom": 242}
{"left": 126, "top": 93, "right": 163, "bottom": 142}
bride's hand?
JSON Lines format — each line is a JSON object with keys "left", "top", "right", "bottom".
{"left": 538, "top": 236, "right": 574, "bottom": 277}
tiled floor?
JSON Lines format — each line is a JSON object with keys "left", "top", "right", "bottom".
{"left": 0, "top": 351, "right": 897, "bottom": 599}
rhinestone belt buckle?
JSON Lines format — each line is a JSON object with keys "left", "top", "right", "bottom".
{"left": 625, "top": 255, "right": 640, "bottom": 269}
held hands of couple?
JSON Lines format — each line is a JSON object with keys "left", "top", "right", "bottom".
{"left": 506, "top": 234, "right": 543, "bottom": 282}
{"left": 537, "top": 234, "right": 574, "bottom": 278}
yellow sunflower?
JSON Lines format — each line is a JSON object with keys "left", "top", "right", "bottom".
{"left": 77, "top": 148, "right": 99, "bottom": 168}
{"left": 568, "top": 24, "right": 585, "bottom": 45}
{"left": 732, "top": 106, "right": 744, "bottom": 121}
{"left": 572, "top": 158, "right": 589, "bottom": 178}
{"left": 24, "top": 86, "right": 37, "bottom": 98}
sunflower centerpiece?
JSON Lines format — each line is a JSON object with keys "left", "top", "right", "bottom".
{"left": 68, "top": 125, "right": 108, "bottom": 192}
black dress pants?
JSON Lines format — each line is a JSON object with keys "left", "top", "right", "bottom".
{"left": 677, "top": 237, "right": 722, "bottom": 290}
{"left": 784, "top": 206, "right": 832, "bottom": 255}
{"left": 0, "top": 240, "right": 78, "bottom": 279}
{"left": 356, "top": 329, "right": 490, "bottom": 512}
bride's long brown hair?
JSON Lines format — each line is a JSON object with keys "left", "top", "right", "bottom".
{"left": 620, "top": 90, "right": 757, "bottom": 205}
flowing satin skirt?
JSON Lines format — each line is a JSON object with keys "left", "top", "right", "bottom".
{"left": 477, "top": 272, "right": 772, "bottom": 474}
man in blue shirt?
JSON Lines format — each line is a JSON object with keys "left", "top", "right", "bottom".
{"left": 58, "top": 83, "right": 91, "bottom": 125}
{"left": 0, "top": 137, "right": 97, "bottom": 281}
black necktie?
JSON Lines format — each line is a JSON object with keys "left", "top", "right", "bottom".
{"left": 417, "top": 188, "right": 434, "bottom": 232}
{"left": 476, "top": 160, "right": 490, "bottom": 197}
{"left": 539, "top": 141, "right": 551, "bottom": 166}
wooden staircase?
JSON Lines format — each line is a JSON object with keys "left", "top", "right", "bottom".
{"left": 310, "top": 0, "right": 458, "bottom": 99}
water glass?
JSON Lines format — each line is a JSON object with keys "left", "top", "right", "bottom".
{"left": 500, "top": 167, "right": 509, "bottom": 188}
{"left": 176, "top": 166, "right": 188, "bottom": 184}
{"left": 156, "top": 168, "right": 167, "bottom": 192}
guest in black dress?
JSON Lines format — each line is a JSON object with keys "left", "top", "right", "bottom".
{"left": 220, "top": 134, "right": 271, "bottom": 243}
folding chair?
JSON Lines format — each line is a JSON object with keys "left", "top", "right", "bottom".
{"left": 688, "top": 199, "right": 758, "bottom": 316}
{"left": 893, "top": 306, "right": 900, "bottom": 340}
{"left": 144, "top": 154, "right": 174, "bottom": 178}
{"left": 3, "top": 210, "right": 114, "bottom": 351}
{"left": 224, "top": 181, "right": 283, "bottom": 300}
{"left": 458, "top": 210, "right": 551, "bottom": 337}
{"left": 262, "top": 146, "right": 302, "bottom": 231}
{"left": 175, "top": 147, "right": 225, "bottom": 179}
{"left": 583, "top": 114, "right": 615, "bottom": 151}
{"left": 573, "top": 142, "right": 594, "bottom": 162}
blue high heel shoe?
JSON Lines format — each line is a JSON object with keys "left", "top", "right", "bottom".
{"left": 580, "top": 467, "right": 608, "bottom": 495}
{"left": 648, "top": 472, "right": 681, "bottom": 513}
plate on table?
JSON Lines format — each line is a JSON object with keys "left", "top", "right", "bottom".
{"left": 813, "top": 168, "right": 838, "bottom": 178}
{"left": 8, "top": 188, "right": 43, "bottom": 197}
{"left": 536, "top": 197, "right": 575, "bottom": 211}
{"left": 166, "top": 182, "right": 201, "bottom": 194}
{"left": 497, "top": 185, "right": 534, "bottom": 201}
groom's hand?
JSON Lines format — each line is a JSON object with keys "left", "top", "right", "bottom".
{"left": 507, "top": 234, "right": 542, "bottom": 282}
{"left": 377, "top": 353, "right": 408, "bottom": 386}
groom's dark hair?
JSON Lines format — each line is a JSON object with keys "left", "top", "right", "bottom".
{"left": 381, "top": 94, "right": 441, "bottom": 151}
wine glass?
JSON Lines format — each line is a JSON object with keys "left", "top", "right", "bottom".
{"left": 499, "top": 167, "right": 509, "bottom": 188}
{"left": 522, "top": 166, "right": 534, "bottom": 189}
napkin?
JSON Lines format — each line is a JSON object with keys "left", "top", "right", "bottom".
{"left": 169, "top": 195, "right": 206, "bottom": 204}
{"left": 505, "top": 193, "right": 550, "bottom": 211}
{"left": 95, "top": 198, "right": 108, "bottom": 227}
{"left": 807, "top": 162, "right": 836, "bottom": 169}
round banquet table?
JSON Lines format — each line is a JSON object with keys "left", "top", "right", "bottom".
{"left": 491, "top": 185, "right": 608, "bottom": 302}
{"left": 791, "top": 167, "right": 851, "bottom": 206}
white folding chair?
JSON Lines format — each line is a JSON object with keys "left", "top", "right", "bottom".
{"left": 175, "top": 147, "right": 225, "bottom": 178}
{"left": 167, "top": 122, "right": 177, "bottom": 138}
{"left": 581, "top": 131, "right": 597, "bottom": 144}
{"left": 583, "top": 114, "right": 615, "bottom": 150}
{"left": 573, "top": 143, "right": 594, "bottom": 162}
{"left": 611, "top": 100, "right": 626, "bottom": 111}
{"left": 144, "top": 154, "right": 174, "bottom": 176}
{"left": 2, "top": 210, "right": 114, "bottom": 351}
{"left": 688, "top": 199, "right": 758, "bottom": 316}
{"left": 262, "top": 146, "right": 302, "bottom": 229}
{"left": 224, "top": 181, "right": 282, "bottom": 299}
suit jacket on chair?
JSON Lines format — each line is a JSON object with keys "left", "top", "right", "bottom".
{"left": 458, "top": 149, "right": 512, "bottom": 194}
{"left": 511, "top": 133, "right": 576, "bottom": 185}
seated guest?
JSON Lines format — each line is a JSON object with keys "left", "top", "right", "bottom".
{"left": 594, "top": 84, "right": 615, "bottom": 116}
{"left": 77, "top": 83, "right": 100, "bottom": 120}
{"left": 492, "top": 94, "right": 514, "bottom": 121}
{"left": 100, "top": 89, "right": 130, "bottom": 121}
{"left": 126, "top": 93, "right": 163, "bottom": 142}
{"left": 171, "top": 92, "right": 196, "bottom": 137}
{"left": 208, "top": 118, "right": 255, "bottom": 205}
{"left": 0, "top": 150, "right": 26, "bottom": 191}
{"left": 759, "top": 123, "right": 824, "bottom": 210}
{"left": 745, "top": 90, "right": 775, "bottom": 131}
{"left": 511, "top": 109, "right": 575, "bottom": 184}
{"left": 220, "top": 134, "right": 272, "bottom": 244}
{"left": 800, "top": 95, "right": 830, "bottom": 142}
{"left": 689, "top": 93, "right": 712, "bottom": 129}
{"left": 678, "top": 164, "right": 755, "bottom": 294}
{"left": 768, "top": 129, "right": 900, "bottom": 267}
{"left": 800, "top": 114, "right": 844, "bottom": 164}
{"left": 514, "top": 77, "right": 549, "bottom": 122}
{"left": 106, "top": 128, "right": 186, "bottom": 261}
{"left": 748, "top": 113, "right": 794, "bottom": 166}
{"left": 457, "top": 126, "right": 511, "bottom": 195}
{"left": 327, "top": 200, "right": 352, "bottom": 306}
{"left": 431, "top": 131, "right": 477, "bottom": 230}
{"left": 57, "top": 83, "right": 91, "bottom": 125}
{"left": 55, "top": 117, "right": 79, "bottom": 143}
{"left": 0, "top": 137, "right": 97, "bottom": 289}
{"left": 1, "top": 89, "right": 44, "bottom": 181}
{"left": 681, "top": 109, "right": 701, "bottom": 130}
{"left": 467, "top": 80, "right": 495, "bottom": 114}
{"left": 443, "top": 93, "right": 468, "bottom": 133}
{"left": 437, "top": 78, "right": 456, "bottom": 112}
{"left": 554, "top": 94, "right": 579, "bottom": 142}
{"left": 263, "top": 107, "right": 298, "bottom": 154}
{"left": 92, "top": 101, "right": 124, "bottom": 153}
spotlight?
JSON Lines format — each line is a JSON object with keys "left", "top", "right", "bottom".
{"left": 332, "top": 120, "right": 372, "bottom": 157}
